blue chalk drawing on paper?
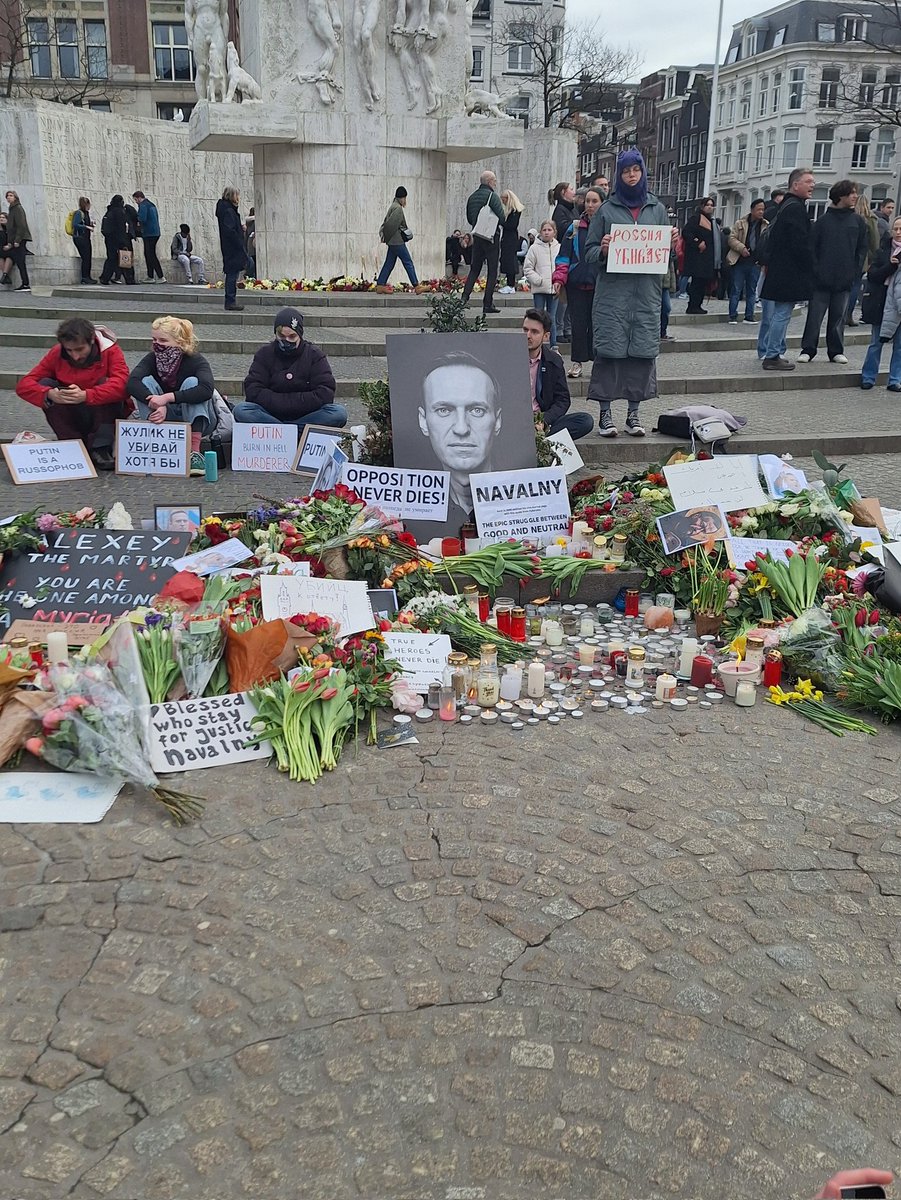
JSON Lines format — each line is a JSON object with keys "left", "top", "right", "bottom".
{"left": 4, "top": 786, "right": 24, "bottom": 800}
{"left": 39, "top": 787, "right": 63, "bottom": 802}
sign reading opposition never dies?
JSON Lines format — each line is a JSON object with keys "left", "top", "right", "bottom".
{"left": 340, "top": 464, "right": 449, "bottom": 522}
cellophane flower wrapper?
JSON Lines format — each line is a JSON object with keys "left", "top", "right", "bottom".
{"left": 778, "top": 607, "right": 847, "bottom": 690}
{"left": 174, "top": 607, "right": 227, "bottom": 699}
{"left": 91, "top": 619, "right": 153, "bottom": 749}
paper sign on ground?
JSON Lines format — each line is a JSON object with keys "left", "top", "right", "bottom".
{"left": 260, "top": 574, "right": 374, "bottom": 635}
{"left": 0, "top": 773, "right": 121, "bottom": 823}
{"left": 170, "top": 538, "right": 252, "bottom": 576}
{"left": 310, "top": 440, "right": 349, "bottom": 494}
{"left": 340, "top": 464, "right": 449, "bottom": 522}
{"left": 607, "top": 224, "right": 672, "bottom": 274}
{"left": 115, "top": 420, "right": 189, "bottom": 477}
{"left": 294, "top": 424, "right": 346, "bottom": 476}
{"left": 726, "top": 535, "right": 796, "bottom": 568}
{"left": 231, "top": 422, "right": 298, "bottom": 472}
{"left": 470, "top": 466, "right": 570, "bottom": 544}
{"left": 7, "top": 619, "right": 106, "bottom": 646}
{"left": 383, "top": 632, "right": 453, "bottom": 693}
{"left": 2, "top": 440, "right": 96, "bottom": 485}
{"left": 849, "top": 526, "right": 884, "bottom": 563}
{"left": 148, "top": 693, "right": 271, "bottom": 773}
{"left": 547, "top": 429, "right": 584, "bottom": 475}
{"left": 664, "top": 455, "right": 768, "bottom": 513}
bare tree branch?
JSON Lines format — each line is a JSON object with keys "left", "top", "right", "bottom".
{"left": 0, "top": 0, "right": 121, "bottom": 105}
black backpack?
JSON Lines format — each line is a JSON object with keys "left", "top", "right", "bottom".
{"left": 753, "top": 210, "right": 779, "bottom": 267}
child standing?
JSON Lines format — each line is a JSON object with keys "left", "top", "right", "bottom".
{"left": 523, "top": 221, "right": 560, "bottom": 346}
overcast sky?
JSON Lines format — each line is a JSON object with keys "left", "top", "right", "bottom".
{"left": 565, "top": 0, "right": 754, "bottom": 80}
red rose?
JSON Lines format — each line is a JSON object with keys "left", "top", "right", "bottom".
{"left": 602, "top": 516, "right": 615, "bottom": 531}
{"left": 660, "top": 566, "right": 675, "bottom": 577}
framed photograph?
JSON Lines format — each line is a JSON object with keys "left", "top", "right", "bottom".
{"left": 155, "top": 505, "right": 202, "bottom": 533}
{"left": 656, "top": 505, "right": 729, "bottom": 556}
{"left": 293, "top": 424, "right": 346, "bottom": 478}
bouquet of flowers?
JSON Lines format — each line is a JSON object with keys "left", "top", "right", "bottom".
{"left": 136, "top": 613, "right": 181, "bottom": 704}
{"left": 248, "top": 666, "right": 356, "bottom": 782}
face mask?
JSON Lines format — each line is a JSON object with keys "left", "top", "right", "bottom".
{"left": 276, "top": 336, "right": 299, "bottom": 354}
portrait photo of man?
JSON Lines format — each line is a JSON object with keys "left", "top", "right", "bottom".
{"left": 155, "top": 506, "right": 200, "bottom": 533}
{"left": 656, "top": 505, "right": 728, "bottom": 555}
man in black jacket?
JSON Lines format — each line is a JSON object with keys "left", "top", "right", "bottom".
{"left": 523, "top": 309, "right": 592, "bottom": 440}
{"left": 233, "top": 307, "right": 347, "bottom": 429}
{"left": 799, "top": 179, "right": 868, "bottom": 364}
{"left": 758, "top": 168, "right": 815, "bottom": 370}
{"left": 460, "top": 170, "right": 504, "bottom": 315}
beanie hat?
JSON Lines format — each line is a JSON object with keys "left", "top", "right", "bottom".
{"left": 273, "top": 307, "right": 304, "bottom": 335}
{"left": 613, "top": 148, "right": 648, "bottom": 208}
{"left": 395, "top": 186, "right": 408, "bottom": 199}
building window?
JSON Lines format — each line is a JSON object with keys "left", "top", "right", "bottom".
{"left": 727, "top": 83, "right": 736, "bottom": 123}
{"left": 872, "top": 185, "right": 890, "bottom": 202}
{"left": 788, "top": 67, "right": 805, "bottom": 110}
{"left": 157, "top": 102, "right": 195, "bottom": 120}
{"left": 723, "top": 136, "right": 733, "bottom": 173}
{"left": 84, "top": 20, "right": 108, "bottom": 79}
{"left": 813, "top": 125, "right": 834, "bottom": 168}
{"left": 713, "top": 139, "right": 721, "bottom": 176}
{"left": 472, "top": 0, "right": 490, "bottom": 18}
{"left": 725, "top": 44, "right": 739, "bottom": 64}
{"left": 680, "top": 135, "right": 689, "bottom": 165}
{"left": 699, "top": 130, "right": 707, "bottom": 160}
{"left": 860, "top": 68, "right": 877, "bottom": 105}
{"left": 27, "top": 18, "right": 51, "bottom": 78}
{"left": 740, "top": 80, "right": 752, "bottom": 120}
{"left": 736, "top": 134, "right": 748, "bottom": 174}
{"left": 808, "top": 188, "right": 829, "bottom": 221}
{"left": 470, "top": 46, "right": 483, "bottom": 80}
{"left": 690, "top": 101, "right": 698, "bottom": 127}
{"left": 56, "top": 19, "right": 79, "bottom": 78}
{"left": 506, "top": 41, "right": 532, "bottom": 73}
{"left": 153, "top": 22, "right": 194, "bottom": 82}
{"left": 819, "top": 67, "right": 839, "bottom": 108}
{"left": 689, "top": 132, "right": 698, "bottom": 161}
{"left": 758, "top": 73, "right": 768, "bottom": 116}
{"left": 505, "top": 94, "right": 530, "bottom": 128}
{"left": 772, "top": 70, "right": 781, "bottom": 111}
{"left": 782, "top": 126, "right": 800, "bottom": 169}
{"left": 670, "top": 119, "right": 676, "bottom": 150}
{"left": 753, "top": 130, "right": 763, "bottom": 172}
{"left": 88, "top": 101, "right": 111, "bottom": 112}
{"left": 838, "top": 14, "right": 867, "bottom": 41}
{"left": 875, "top": 127, "right": 895, "bottom": 169}
{"left": 882, "top": 70, "right": 901, "bottom": 108}
{"left": 852, "top": 127, "right": 872, "bottom": 168}
{"left": 817, "top": 21, "right": 835, "bottom": 40}
{"left": 772, "top": 26, "right": 787, "bottom": 47}
{"left": 766, "top": 127, "right": 776, "bottom": 170}
{"left": 717, "top": 96, "right": 725, "bottom": 126}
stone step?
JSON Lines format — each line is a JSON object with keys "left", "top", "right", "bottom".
{"left": 577, "top": 428, "right": 901, "bottom": 464}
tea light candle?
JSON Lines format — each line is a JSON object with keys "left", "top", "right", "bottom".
{"left": 578, "top": 643, "right": 596, "bottom": 666}
{"left": 500, "top": 712, "right": 516, "bottom": 724}
{"left": 548, "top": 715, "right": 561, "bottom": 725}
{"left": 670, "top": 697, "right": 688, "bottom": 710}
{"left": 414, "top": 708, "right": 433, "bottom": 722}
{"left": 393, "top": 714, "right": 412, "bottom": 725}
{"left": 655, "top": 673, "right": 677, "bottom": 702}
{"left": 459, "top": 714, "right": 473, "bottom": 724}
{"left": 46, "top": 631, "right": 68, "bottom": 665}
{"left": 570, "top": 709, "right": 584, "bottom": 719}
{"left": 590, "top": 699, "right": 609, "bottom": 712}
{"left": 481, "top": 710, "right": 499, "bottom": 724}
{"left": 511, "top": 720, "right": 525, "bottom": 730}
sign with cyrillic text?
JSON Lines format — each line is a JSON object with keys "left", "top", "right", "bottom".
{"left": 115, "top": 420, "right": 189, "bottom": 477}
{"left": 231, "top": 422, "right": 298, "bottom": 472}
{"left": 608, "top": 224, "right": 672, "bottom": 274}
{"left": 470, "top": 466, "right": 570, "bottom": 544}
{"left": 259, "top": 574, "right": 374, "bottom": 636}
{"left": 340, "top": 464, "right": 449, "bottom": 522}
{"left": 2, "top": 440, "right": 96, "bottom": 485}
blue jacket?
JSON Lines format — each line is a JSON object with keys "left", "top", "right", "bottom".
{"left": 136, "top": 199, "right": 160, "bottom": 238}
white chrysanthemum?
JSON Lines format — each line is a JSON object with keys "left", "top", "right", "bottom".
{"left": 104, "top": 502, "right": 133, "bottom": 530}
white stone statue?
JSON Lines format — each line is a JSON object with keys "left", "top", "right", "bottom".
{"left": 207, "top": 37, "right": 228, "bottom": 102}
{"left": 353, "top": 0, "right": 382, "bottom": 110}
{"left": 388, "top": 0, "right": 451, "bottom": 113}
{"left": 464, "top": 86, "right": 516, "bottom": 119}
{"left": 185, "top": 0, "right": 228, "bottom": 104}
{"left": 225, "top": 41, "right": 263, "bottom": 101}
{"left": 296, "top": 0, "right": 344, "bottom": 105}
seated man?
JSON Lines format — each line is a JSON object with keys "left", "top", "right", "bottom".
{"left": 15, "top": 316, "right": 131, "bottom": 470}
{"left": 522, "top": 308, "right": 592, "bottom": 441}
{"left": 170, "top": 224, "right": 208, "bottom": 285}
{"left": 233, "top": 306, "right": 347, "bottom": 429}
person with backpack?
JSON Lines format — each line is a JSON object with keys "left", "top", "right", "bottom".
{"left": 132, "top": 191, "right": 164, "bottom": 282}
{"left": 552, "top": 187, "right": 603, "bottom": 378}
{"left": 69, "top": 197, "right": 96, "bottom": 285}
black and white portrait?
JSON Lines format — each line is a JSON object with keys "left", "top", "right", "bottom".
{"left": 386, "top": 332, "right": 537, "bottom": 539}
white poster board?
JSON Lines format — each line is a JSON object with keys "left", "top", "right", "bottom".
{"left": 260, "top": 574, "right": 375, "bottom": 635}
{"left": 607, "top": 224, "right": 672, "bottom": 274}
{"left": 663, "top": 455, "right": 768, "bottom": 513}
{"left": 148, "top": 693, "right": 271, "bottom": 773}
{"left": 231, "top": 422, "right": 298, "bottom": 472}
{"left": 759, "top": 454, "right": 809, "bottom": 499}
{"left": 547, "top": 429, "right": 584, "bottom": 475}
{"left": 0, "top": 773, "right": 121, "bottom": 823}
{"left": 340, "top": 464, "right": 449, "bottom": 522}
{"left": 726, "top": 536, "right": 796, "bottom": 568}
{"left": 470, "top": 466, "right": 570, "bottom": 543}
{"left": 2, "top": 440, "right": 96, "bottom": 485}
{"left": 383, "top": 632, "right": 453, "bottom": 693}
{"left": 115, "top": 420, "right": 189, "bottom": 477}
{"left": 294, "top": 424, "right": 346, "bottom": 476}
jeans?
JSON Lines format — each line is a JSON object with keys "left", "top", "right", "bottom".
{"left": 176, "top": 253, "right": 206, "bottom": 283}
{"left": 558, "top": 297, "right": 572, "bottom": 341}
{"left": 461, "top": 237, "right": 499, "bottom": 310}
{"left": 847, "top": 275, "right": 863, "bottom": 322}
{"left": 861, "top": 321, "right": 901, "bottom": 386}
{"left": 224, "top": 269, "right": 239, "bottom": 307}
{"left": 232, "top": 400, "right": 348, "bottom": 429}
{"left": 757, "top": 299, "right": 793, "bottom": 360}
{"left": 137, "top": 376, "right": 214, "bottom": 433}
{"left": 801, "top": 287, "right": 850, "bottom": 359}
{"left": 660, "top": 287, "right": 671, "bottom": 337}
{"left": 729, "top": 258, "right": 760, "bottom": 320}
{"left": 74, "top": 234, "right": 92, "bottom": 281}
{"left": 37, "top": 378, "right": 122, "bottom": 448}
{"left": 143, "top": 235, "right": 164, "bottom": 280}
{"left": 532, "top": 292, "right": 559, "bottom": 345}
{"left": 377, "top": 243, "right": 418, "bottom": 286}
{"left": 548, "top": 411, "right": 593, "bottom": 441}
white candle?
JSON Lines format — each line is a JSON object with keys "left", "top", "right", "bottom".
{"left": 527, "top": 661, "right": 546, "bottom": 699}
{"left": 579, "top": 616, "right": 595, "bottom": 637}
{"left": 46, "top": 631, "right": 68, "bottom": 665}
{"left": 544, "top": 620, "right": 564, "bottom": 647}
{"left": 677, "top": 637, "right": 699, "bottom": 677}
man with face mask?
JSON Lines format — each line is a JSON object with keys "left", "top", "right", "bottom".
{"left": 234, "top": 306, "right": 348, "bottom": 429}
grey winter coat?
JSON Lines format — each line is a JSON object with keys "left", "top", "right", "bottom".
{"left": 584, "top": 192, "right": 669, "bottom": 360}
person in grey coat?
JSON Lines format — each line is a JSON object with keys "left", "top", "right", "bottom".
{"left": 583, "top": 148, "right": 672, "bottom": 438}
{"left": 375, "top": 186, "right": 422, "bottom": 291}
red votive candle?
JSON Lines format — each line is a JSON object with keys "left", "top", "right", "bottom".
{"left": 762, "top": 650, "right": 783, "bottom": 687}
{"left": 624, "top": 588, "right": 640, "bottom": 618}
{"left": 495, "top": 606, "right": 512, "bottom": 637}
{"left": 510, "top": 607, "right": 527, "bottom": 642}
{"left": 689, "top": 654, "right": 713, "bottom": 687}
{"left": 441, "top": 537, "right": 462, "bottom": 558}
{"left": 478, "top": 592, "right": 490, "bottom": 622}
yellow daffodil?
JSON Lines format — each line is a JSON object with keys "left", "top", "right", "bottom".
{"left": 729, "top": 633, "right": 747, "bottom": 660}
{"left": 768, "top": 685, "right": 792, "bottom": 705}
{"left": 795, "top": 678, "right": 816, "bottom": 697}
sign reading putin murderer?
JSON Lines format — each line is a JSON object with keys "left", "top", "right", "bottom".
{"left": 607, "top": 224, "right": 672, "bottom": 274}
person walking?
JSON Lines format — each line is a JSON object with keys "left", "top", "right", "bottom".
{"left": 583, "top": 149, "right": 672, "bottom": 438}
{"left": 846, "top": 193, "right": 879, "bottom": 326}
{"left": 98, "top": 194, "right": 133, "bottom": 287}
{"left": 71, "top": 197, "right": 96, "bottom": 285}
{"left": 550, "top": 182, "right": 575, "bottom": 342}
{"left": 757, "top": 167, "right": 816, "bottom": 371}
{"left": 799, "top": 179, "right": 867, "bottom": 365}
{"left": 553, "top": 187, "right": 603, "bottom": 378}
{"left": 498, "top": 189, "right": 523, "bottom": 292}
{"left": 133, "top": 190, "right": 164, "bottom": 282}
{"left": 170, "top": 224, "right": 208, "bottom": 284}
{"left": 216, "top": 186, "right": 246, "bottom": 312}
{"left": 726, "top": 198, "right": 767, "bottom": 323}
{"left": 681, "top": 197, "right": 719, "bottom": 314}
{"left": 460, "top": 170, "right": 504, "bottom": 315}
{"left": 861, "top": 216, "right": 901, "bottom": 391}
{"left": 523, "top": 220, "right": 560, "bottom": 345}
{"left": 375, "top": 187, "right": 423, "bottom": 292}
{"left": 1, "top": 190, "right": 32, "bottom": 292}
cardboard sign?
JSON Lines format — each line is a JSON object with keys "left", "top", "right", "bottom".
{"left": 470, "top": 466, "right": 570, "bottom": 544}
{"left": 310, "top": 441, "right": 349, "bottom": 494}
{"left": 148, "top": 693, "right": 271, "bottom": 773}
{"left": 383, "top": 631, "right": 453, "bottom": 693}
{"left": 259, "top": 574, "right": 374, "bottom": 635}
{"left": 726, "top": 535, "right": 796, "bottom": 568}
{"left": 547, "top": 429, "right": 584, "bottom": 475}
{"left": 2, "top": 440, "right": 96, "bottom": 485}
{"left": 0, "top": 773, "right": 121, "bottom": 824}
{"left": 340, "top": 464, "right": 449, "bottom": 522}
{"left": 231, "top": 422, "right": 298, "bottom": 472}
{"left": 170, "top": 538, "right": 252, "bottom": 576}
{"left": 0, "top": 529, "right": 191, "bottom": 632}
{"left": 294, "top": 424, "right": 346, "bottom": 476}
{"left": 663, "top": 455, "right": 768, "bottom": 514}
{"left": 607, "top": 224, "right": 672, "bottom": 274}
{"left": 7, "top": 619, "right": 107, "bottom": 646}
{"left": 115, "top": 420, "right": 189, "bottom": 477}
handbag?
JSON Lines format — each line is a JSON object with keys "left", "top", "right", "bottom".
{"left": 472, "top": 202, "right": 499, "bottom": 243}
{"left": 117, "top": 248, "right": 133, "bottom": 270}
{"left": 655, "top": 413, "right": 733, "bottom": 454}
{"left": 400, "top": 228, "right": 414, "bottom": 242}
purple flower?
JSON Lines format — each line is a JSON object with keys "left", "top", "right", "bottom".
{"left": 144, "top": 612, "right": 165, "bottom": 628}
{"left": 36, "top": 513, "right": 61, "bottom": 532}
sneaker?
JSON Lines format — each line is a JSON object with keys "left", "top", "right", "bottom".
{"left": 89, "top": 446, "right": 115, "bottom": 472}
{"left": 625, "top": 411, "right": 646, "bottom": 437}
{"left": 499, "top": 286, "right": 515, "bottom": 294}
{"left": 660, "top": 334, "right": 676, "bottom": 341}
{"left": 861, "top": 380, "right": 875, "bottom": 389}
{"left": 762, "top": 356, "right": 795, "bottom": 371}
{"left": 189, "top": 451, "right": 206, "bottom": 476}
{"left": 888, "top": 383, "right": 901, "bottom": 393}
{"left": 197, "top": 279, "right": 208, "bottom": 285}
{"left": 483, "top": 306, "right": 501, "bottom": 314}
{"left": 598, "top": 409, "right": 617, "bottom": 438}
{"left": 743, "top": 317, "right": 756, "bottom": 323}
{"left": 797, "top": 352, "right": 811, "bottom": 363}
{"left": 224, "top": 303, "right": 244, "bottom": 311}
{"left": 728, "top": 318, "right": 738, "bottom": 325}
{"left": 0, "top": 273, "right": 9, "bottom": 285}
{"left": 15, "top": 285, "right": 30, "bottom": 292}
{"left": 831, "top": 354, "right": 849, "bottom": 364}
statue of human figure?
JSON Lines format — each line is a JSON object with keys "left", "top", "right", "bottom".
{"left": 185, "top": 0, "right": 229, "bottom": 103}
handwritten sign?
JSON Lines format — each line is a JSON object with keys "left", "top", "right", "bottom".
{"left": 383, "top": 632, "right": 453, "bottom": 693}
{"left": 2, "top": 440, "right": 96, "bottom": 485}
{"left": 294, "top": 424, "right": 346, "bottom": 476}
{"left": 664, "top": 455, "right": 768, "bottom": 514}
{"left": 147, "top": 693, "right": 271, "bottom": 773}
{"left": 340, "top": 464, "right": 449, "bottom": 522}
{"left": 726, "top": 536, "right": 796, "bottom": 568}
{"left": 608, "top": 224, "right": 671, "bottom": 274}
{"left": 170, "top": 538, "right": 252, "bottom": 576}
{"left": 471, "top": 466, "right": 570, "bottom": 544}
{"left": 547, "top": 429, "right": 584, "bottom": 475}
{"left": 259, "top": 574, "right": 374, "bottom": 636}
{"left": 7, "top": 619, "right": 107, "bottom": 646}
{"left": 115, "top": 420, "right": 189, "bottom": 477}
{"left": 0, "top": 773, "right": 121, "bottom": 823}
{"left": 0, "top": 529, "right": 191, "bottom": 633}
{"left": 231, "top": 422, "right": 298, "bottom": 472}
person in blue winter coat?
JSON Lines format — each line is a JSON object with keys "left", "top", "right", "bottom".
{"left": 132, "top": 190, "right": 163, "bottom": 282}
